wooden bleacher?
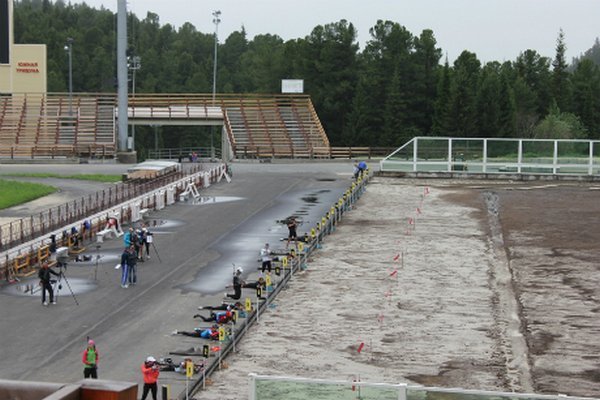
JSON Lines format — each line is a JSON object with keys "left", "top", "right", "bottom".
{"left": 0, "top": 93, "right": 116, "bottom": 159}
{"left": 0, "top": 93, "right": 330, "bottom": 160}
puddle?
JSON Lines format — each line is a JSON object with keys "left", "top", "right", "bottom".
{"left": 301, "top": 196, "right": 319, "bottom": 204}
{"left": 184, "top": 196, "right": 244, "bottom": 205}
{"left": 138, "top": 219, "right": 184, "bottom": 229}
{"left": 5, "top": 277, "right": 98, "bottom": 297}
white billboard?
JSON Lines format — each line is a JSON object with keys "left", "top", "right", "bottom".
{"left": 281, "top": 79, "right": 304, "bottom": 94}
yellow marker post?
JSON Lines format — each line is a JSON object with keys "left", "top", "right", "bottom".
{"left": 218, "top": 326, "right": 226, "bottom": 342}
{"left": 282, "top": 256, "right": 288, "bottom": 267}
{"left": 186, "top": 360, "right": 194, "bottom": 378}
{"left": 185, "top": 359, "right": 193, "bottom": 399}
{"left": 310, "top": 228, "right": 316, "bottom": 239}
{"left": 321, "top": 217, "right": 326, "bottom": 226}
{"left": 232, "top": 310, "right": 238, "bottom": 323}
{"left": 245, "top": 297, "right": 252, "bottom": 312}
{"left": 298, "top": 242, "right": 304, "bottom": 252}
{"left": 265, "top": 274, "right": 272, "bottom": 287}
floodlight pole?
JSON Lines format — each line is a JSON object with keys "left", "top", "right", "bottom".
{"left": 65, "top": 38, "right": 74, "bottom": 117}
{"left": 211, "top": 10, "right": 221, "bottom": 160}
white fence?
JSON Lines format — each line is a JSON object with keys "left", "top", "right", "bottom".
{"left": 380, "top": 137, "right": 600, "bottom": 176}
{"left": 249, "top": 374, "right": 599, "bottom": 400}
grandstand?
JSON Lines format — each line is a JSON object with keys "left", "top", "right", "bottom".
{"left": 0, "top": 93, "right": 330, "bottom": 160}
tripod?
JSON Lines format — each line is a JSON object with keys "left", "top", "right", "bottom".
{"left": 146, "top": 234, "right": 162, "bottom": 263}
{"left": 54, "top": 263, "right": 79, "bottom": 306}
{"left": 92, "top": 244, "right": 105, "bottom": 281}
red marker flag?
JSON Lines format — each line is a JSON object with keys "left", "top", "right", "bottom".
{"left": 408, "top": 218, "right": 414, "bottom": 225}
{"left": 424, "top": 187, "right": 430, "bottom": 195}
{"left": 357, "top": 342, "right": 365, "bottom": 353}
{"left": 211, "top": 346, "right": 221, "bottom": 352}
{"left": 393, "top": 253, "right": 400, "bottom": 261}
{"left": 416, "top": 207, "right": 421, "bottom": 215}
{"left": 389, "top": 269, "right": 398, "bottom": 277}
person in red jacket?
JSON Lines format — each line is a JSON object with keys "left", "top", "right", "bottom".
{"left": 141, "top": 356, "right": 160, "bottom": 400}
{"left": 81, "top": 339, "right": 99, "bottom": 379}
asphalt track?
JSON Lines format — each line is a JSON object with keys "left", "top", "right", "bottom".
{"left": 0, "top": 161, "right": 355, "bottom": 388}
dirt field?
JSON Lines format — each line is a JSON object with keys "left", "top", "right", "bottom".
{"left": 195, "top": 177, "right": 600, "bottom": 400}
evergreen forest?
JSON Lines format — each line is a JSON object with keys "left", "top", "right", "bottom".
{"left": 12, "top": 0, "right": 600, "bottom": 153}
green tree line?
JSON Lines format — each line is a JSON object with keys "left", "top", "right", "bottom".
{"left": 13, "top": 0, "right": 600, "bottom": 152}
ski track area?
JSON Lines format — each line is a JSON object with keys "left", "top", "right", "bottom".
{"left": 195, "top": 177, "right": 600, "bottom": 400}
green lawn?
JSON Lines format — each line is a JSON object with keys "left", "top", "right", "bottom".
{"left": 0, "top": 179, "right": 57, "bottom": 210}
{"left": 0, "top": 173, "right": 122, "bottom": 183}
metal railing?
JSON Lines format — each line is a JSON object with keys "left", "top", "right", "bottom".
{"left": 0, "top": 164, "right": 227, "bottom": 280}
{"left": 147, "top": 147, "right": 222, "bottom": 161}
{"left": 381, "top": 137, "right": 600, "bottom": 176}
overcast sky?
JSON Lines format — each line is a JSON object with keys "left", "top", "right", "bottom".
{"left": 72, "top": 0, "right": 599, "bottom": 63}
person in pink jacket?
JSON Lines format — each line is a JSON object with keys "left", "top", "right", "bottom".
{"left": 141, "top": 356, "right": 160, "bottom": 400}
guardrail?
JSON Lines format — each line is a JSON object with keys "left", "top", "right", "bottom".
{"left": 148, "top": 147, "right": 222, "bottom": 161}
{"left": 150, "top": 146, "right": 397, "bottom": 160}
{"left": 235, "top": 146, "right": 395, "bottom": 159}
{"left": 180, "top": 172, "right": 369, "bottom": 399}
{"left": 0, "top": 164, "right": 228, "bottom": 281}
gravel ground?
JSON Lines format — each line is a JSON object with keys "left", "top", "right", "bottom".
{"left": 195, "top": 177, "right": 600, "bottom": 400}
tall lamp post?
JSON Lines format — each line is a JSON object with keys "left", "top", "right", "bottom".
{"left": 64, "top": 37, "right": 74, "bottom": 117}
{"left": 128, "top": 55, "right": 141, "bottom": 150}
{"left": 211, "top": 10, "right": 221, "bottom": 159}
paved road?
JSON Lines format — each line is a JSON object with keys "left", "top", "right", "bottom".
{"left": 0, "top": 161, "right": 355, "bottom": 389}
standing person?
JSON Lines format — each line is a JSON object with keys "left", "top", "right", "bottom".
{"left": 260, "top": 243, "right": 272, "bottom": 274}
{"left": 141, "top": 224, "right": 151, "bottom": 260}
{"left": 141, "top": 356, "right": 160, "bottom": 400}
{"left": 119, "top": 247, "right": 129, "bottom": 288}
{"left": 38, "top": 262, "right": 59, "bottom": 306}
{"left": 135, "top": 228, "right": 145, "bottom": 262}
{"left": 126, "top": 245, "right": 138, "bottom": 286}
{"left": 82, "top": 339, "right": 99, "bottom": 379}
{"left": 123, "top": 227, "right": 134, "bottom": 248}
{"left": 225, "top": 267, "right": 244, "bottom": 300}
{"left": 286, "top": 217, "right": 298, "bottom": 249}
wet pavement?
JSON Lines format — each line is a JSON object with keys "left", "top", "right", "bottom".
{"left": 0, "top": 161, "right": 355, "bottom": 392}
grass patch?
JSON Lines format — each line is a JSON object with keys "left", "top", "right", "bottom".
{"left": 0, "top": 173, "right": 122, "bottom": 183}
{"left": 0, "top": 179, "right": 57, "bottom": 210}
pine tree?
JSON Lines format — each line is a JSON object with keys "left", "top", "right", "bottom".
{"left": 552, "top": 29, "right": 572, "bottom": 112}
